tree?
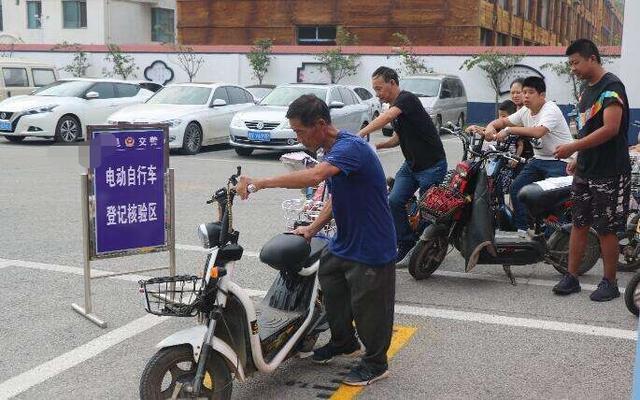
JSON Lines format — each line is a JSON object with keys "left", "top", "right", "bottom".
{"left": 541, "top": 57, "right": 614, "bottom": 105}
{"left": 172, "top": 44, "right": 204, "bottom": 82}
{"left": 460, "top": 52, "right": 523, "bottom": 114}
{"left": 392, "top": 33, "right": 433, "bottom": 75}
{"left": 246, "top": 39, "right": 273, "bottom": 85}
{"left": 315, "top": 27, "right": 360, "bottom": 84}
{"left": 52, "top": 42, "right": 91, "bottom": 77}
{"left": 103, "top": 44, "right": 138, "bottom": 80}
{"left": 541, "top": 60, "right": 582, "bottom": 105}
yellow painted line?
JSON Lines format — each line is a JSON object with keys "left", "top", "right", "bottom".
{"left": 330, "top": 325, "right": 417, "bottom": 400}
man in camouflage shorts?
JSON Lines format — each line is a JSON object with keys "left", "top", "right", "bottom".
{"left": 553, "top": 39, "right": 631, "bottom": 301}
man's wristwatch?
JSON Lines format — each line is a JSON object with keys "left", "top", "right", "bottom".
{"left": 247, "top": 183, "right": 258, "bottom": 193}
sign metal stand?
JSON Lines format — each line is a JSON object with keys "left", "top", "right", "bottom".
{"left": 72, "top": 124, "right": 175, "bottom": 328}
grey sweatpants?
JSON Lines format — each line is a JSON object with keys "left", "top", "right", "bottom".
{"left": 318, "top": 250, "right": 396, "bottom": 371}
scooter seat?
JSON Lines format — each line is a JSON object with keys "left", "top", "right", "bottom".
{"left": 517, "top": 176, "right": 573, "bottom": 218}
{"left": 260, "top": 233, "right": 327, "bottom": 272}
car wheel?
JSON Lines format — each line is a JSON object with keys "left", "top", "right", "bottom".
{"left": 234, "top": 147, "right": 253, "bottom": 156}
{"left": 181, "top": 122, "right": 202, "bottom": 155}
{"left": 55, "top": 115, "right": 81, "bottom": 143}
{"left": 5, "top": 136, "right": 25, "bottom": 143}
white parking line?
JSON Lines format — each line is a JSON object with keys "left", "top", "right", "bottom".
{"left": 396, "top": 304, "right": 637, "bottom": 341}
{"left": 173, "top": 244, "right": 619, "bottom": 294}
{"left": 0, "top": 256, "right": 635, "bottom": 397}
{"left": 0, "top": 314, "right": 169, "bottom": 400}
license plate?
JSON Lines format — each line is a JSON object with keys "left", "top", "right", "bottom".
{"left": 248, "top": 130, "right": 270, "bottom": 142}
{"left": 0, "top": 120, "right": 11, "bottom": 131}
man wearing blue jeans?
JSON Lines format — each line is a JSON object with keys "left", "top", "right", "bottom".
{"left": 358, "top": 67, "right": 447, "bottom": 261}
{"left": 484, "top": 76, "right": 574, "bottom": 234}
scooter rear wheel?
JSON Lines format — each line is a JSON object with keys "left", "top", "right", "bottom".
{"left": 408, "top": 235, "right": 448, "bottom": 280}
{"left": 139, "top": 345, "right": 232, "bottom": 400}
{"left": 625, "top": 272, "right": 640, "bottom": 317}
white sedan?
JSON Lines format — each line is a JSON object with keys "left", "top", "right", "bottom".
{"left": 0, "top": 78, "right": 156, "bottom": 143}
{"left": 108, "top": 83, "right": 255, "bottom": 154}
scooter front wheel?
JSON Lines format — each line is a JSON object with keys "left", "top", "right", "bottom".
{"left": 408, "top": 235, "right": 448, "bottom": 280}
{"left": 139, "top": 345, "right": 232, "bottom": 400}
{"left": 625, "top": 272, "right": 640, "bottom": 317}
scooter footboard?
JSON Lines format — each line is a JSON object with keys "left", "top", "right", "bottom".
{"left": 156, "top": 325, "right": 246, "bottom": 381}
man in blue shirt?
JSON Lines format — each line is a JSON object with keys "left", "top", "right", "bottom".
{"left": 236, "top": 94, "right": 397, "bottom": 386}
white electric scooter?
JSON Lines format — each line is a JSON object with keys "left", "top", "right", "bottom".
{"left": 138, "top": 167, "right": 328, "bottom": 399}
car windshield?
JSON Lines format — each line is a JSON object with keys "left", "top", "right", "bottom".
{"left": 260, "top": 87, "right": 327, "bottom": 106}
{"left": 33, "top": 80, "right": 94, "bottom": 97}
{"left": 247, "top": 87, "right": 273, "bottom": 99}
{"left": 146, "top": 86, "right": 211, "bottom": 105}
{"left": 400, "top": 79, "right": 441, "bottom": 97}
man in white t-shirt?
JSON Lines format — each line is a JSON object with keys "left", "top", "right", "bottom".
{"left": 484, "top": 76, "right": 573, "bottom": 233}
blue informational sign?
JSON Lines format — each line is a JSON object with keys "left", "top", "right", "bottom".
{"left": 90, "top": 128, "right": 168, "bottom": 256}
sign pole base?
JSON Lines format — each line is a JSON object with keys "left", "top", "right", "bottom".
{"left": 71, "top": 303, "right": 107, "bottom": 328}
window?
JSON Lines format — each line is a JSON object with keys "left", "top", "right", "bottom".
{"left": 242, "top": 89, "right": 254, "bottom": 103}
{"left": 297, "top": 26, "right": 337, "bottom": 45}
{"left": 151, "top": 8, "right": 175, "bottom": 43}
{"left": 497, "top": 33, "right": 510, "bottom": 46}
{"left": 523, "top": 0, "right": 530, "bottom": 19}
{"left": 354, "top": 87, "right": 372, "bottom": 100}
{"left": 0, "top": 3, "right": 3, "bottom": 31}
{"left": 512, "top": 0, "right": 519, "bottom": 16}
{"left": 512, "top": 37, "right": 522, "bottom": 46}
{"left": 212, "top": 87, "right": 230, "bottom": 104}
{"left": 481, "top": 28, "right": 494, "bottom": 46}
{"left": 114, "top": 83, "right": 140, "bottom": 98}
{"left": 32, "top": 69, "right": 55, "bottom": 87}
{"left": 87, "top": 83, "right": 116, "bottom": 99}
{"left": 62, "top": 1, "right": 87, "bottom": 28}
{"left": 27, "top": 1, "right": 41, "bottom": 29}
{"left": 227, "top": 86, "right": 249, "bottom": 105}
{"left": 537, "top": 0, "right": 549, "bottom": 28}
{"left": 3, "top": 68, "right": 29, "bottom": 87}
{"left": 338, "top": 87, "right": 355, "bottom": 105}
{"left": 498, "top": 0, "right": 509, "bottom": 9}
{"left": 329, "top": 88, "right": 343, "bottom": 104}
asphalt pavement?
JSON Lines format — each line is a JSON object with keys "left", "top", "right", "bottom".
{"left": 0, "top": 132, "right": 637, "bottom": 400}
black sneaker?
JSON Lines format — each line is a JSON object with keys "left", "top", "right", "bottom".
{"left": 552, "top": 274, "right": 581, "bottom": 295}
{"left": 311, "top": 342, "right": 361, "bottom": 364}
{"left": 343, "top": 363, "right": 390, "bottom": 386}
{"left": 590, "top": 278, "right": 620, "bottom": 302}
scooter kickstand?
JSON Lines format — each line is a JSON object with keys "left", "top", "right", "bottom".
{"left": 503, "top": 265, "right": 517, "bottom": 286}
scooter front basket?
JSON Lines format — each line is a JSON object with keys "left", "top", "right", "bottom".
{"left": 420, "top": 185, "right": 466, "bottom": 221}
{"left": 138, "top": 275, "right": 204, "bottom": 317}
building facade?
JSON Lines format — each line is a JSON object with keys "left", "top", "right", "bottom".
{"left": 0, "top": 0, "right": 176, "bottom": 45}
{"left": 176, "top": 0, "right": 623, "bottom": 47}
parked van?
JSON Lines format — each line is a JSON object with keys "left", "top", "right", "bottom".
{"left": 400, "top": 74, "right": 468, "bottom": 132}
{"left": 0, "top": 58, "right": 58, "bottom": 101}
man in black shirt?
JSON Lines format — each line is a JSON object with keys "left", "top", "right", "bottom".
{"left": 553, "top": 39, "right": 631, "bottom": 301}
{"left": 358, "top": 67, "right": 447, "bottom": 262}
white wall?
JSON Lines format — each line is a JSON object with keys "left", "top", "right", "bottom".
{"left": 620, "top": 0, "right": 640, "bottom": 109}
{"left": 9, "top": 49, "right": 620, "bottom": 107}
{"left": 107, "top": 0, "right": 176, "bottom": 44}
{"left": 1, "top": 0, "right": 176, "bottom": 45}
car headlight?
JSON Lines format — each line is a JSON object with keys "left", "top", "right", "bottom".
{"left": 280, "top": 119, "right": 291, "bottom": 129}
{"left": 24, "top": 104, "right": 58, "bottom": 115}
{"left": 230, "top": 114, "right": 245, "bottom": 128}
{"left": 161, "top": 118, "right": 182, "bottom": 128}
